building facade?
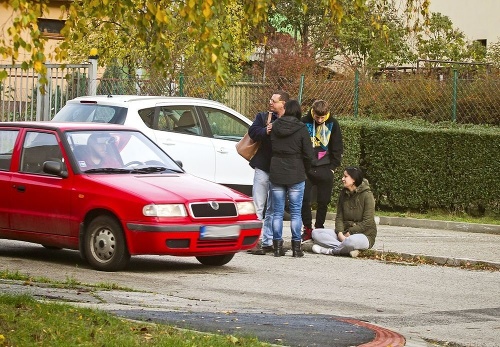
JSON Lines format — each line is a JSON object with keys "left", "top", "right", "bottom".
{"left": 429, "top": 0, "right": 500, "bottom": 47}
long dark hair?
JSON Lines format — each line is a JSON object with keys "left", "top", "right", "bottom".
{"left": 345, "top": 166, "right": 363, "bottom": 187}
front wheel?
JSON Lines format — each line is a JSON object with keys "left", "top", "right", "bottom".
{"left": 83, "top": 215, "right": 130, "bottom": 271}
{"left": 196, "top": 253, "right": 235, "bottom": 266}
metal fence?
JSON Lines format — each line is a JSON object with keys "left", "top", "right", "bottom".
{"left": 2, "top": 64, "right": 499, "bottom": 126}
{"left": 0, "top": 62, "right": 94, "bottom": 122}
{"left": 97, "top": 72, "right": 500, "bottom": 126}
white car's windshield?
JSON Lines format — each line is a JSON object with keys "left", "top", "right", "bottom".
{"left": 66, "top": 130, "right": 183, "bottom": 174}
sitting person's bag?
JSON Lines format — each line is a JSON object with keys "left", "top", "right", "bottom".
{"left": 236, "top": 112, "right": 272, "bottom": 161}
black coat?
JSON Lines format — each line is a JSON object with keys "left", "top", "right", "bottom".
{"left": 270, "top": 116, "right": 313, "bottom": 185}
{"left": 248, "top": 111, "right": 277, "bottom": 172}
{"left": 301, "top": 110, "right": 343, "bottom": 170}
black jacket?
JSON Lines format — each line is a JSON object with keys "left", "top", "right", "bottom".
{"left": 248, "top": 111, "right": 277, "bottom": 172}
{"left": 269, "top": 116, "right": 313, "bottom": 185}
{"left": 301, "top": 110, "right": 343, "bottom": 170}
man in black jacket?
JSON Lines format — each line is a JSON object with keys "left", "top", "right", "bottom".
{"left": 301, "top": 99, "right": 343, "bottom": 241}
{"left": 247, "top": 90, "right": 290, "bottom": 254}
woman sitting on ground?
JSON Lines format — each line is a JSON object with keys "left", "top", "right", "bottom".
{"left": 311, "top": 166, "right": 377, "bottom": 257}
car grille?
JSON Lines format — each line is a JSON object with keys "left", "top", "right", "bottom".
{"left": 189, "top": 202, "right": 237, "bottom": 218}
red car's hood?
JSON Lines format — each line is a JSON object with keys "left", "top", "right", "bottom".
{"left": 84, "top": 173, "right": 249, "bottom": 202}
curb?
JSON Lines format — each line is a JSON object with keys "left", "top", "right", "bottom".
{"left": 321, "top": 212, "right": 500, "bottom": 235}
{"left": 339, "top": 318, "right": 406, "bottom": 347}
{"left": 369, "top": 250, "right": 500, "bottom": 270}
{"left": 295, "top": 241, "right": 500, "bottom": 270}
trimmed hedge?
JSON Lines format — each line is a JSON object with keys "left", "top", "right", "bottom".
{"left": 334, "top": 118, "right": 500, "bottom": 216}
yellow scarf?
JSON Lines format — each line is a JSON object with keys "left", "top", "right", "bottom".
{"left": 315, "top": 112, "right": 331, "bottom": 150}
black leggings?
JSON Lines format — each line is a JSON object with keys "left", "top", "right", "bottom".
{"left": 301, "top": 167, "right": 334, "bottom": 229}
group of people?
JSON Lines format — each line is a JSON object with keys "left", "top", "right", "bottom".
{"left": 247, "top": 91, "right": 377, "bottom": 258}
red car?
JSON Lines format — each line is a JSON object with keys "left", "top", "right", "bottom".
{"left": 0, "top": 122, "right": 261, "bottom": 271}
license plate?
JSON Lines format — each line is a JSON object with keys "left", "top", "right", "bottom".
{"left": 199, "top": 225, "right": 241, "bottom": 239}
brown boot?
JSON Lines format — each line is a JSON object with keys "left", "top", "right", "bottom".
{"left": 248, "top": 240, "right": 266, "bottom": 255}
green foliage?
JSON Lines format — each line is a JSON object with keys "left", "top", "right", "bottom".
{"left": 336, "top": 119, "right": 500, "bottom": 216}
{"left": 355, "top": 74, "right": 500, "bottom": 125}
{"left": 266, "top": 0, "right": 416, "bottom": 75}
{"left": 416, "top": 12, "right": 487, "bottom": 63}
{"left": 486, "top": 38, "right": 500, "bottom": 69}
{"left": 1, "top": 1, "right": 430, "bottom": 86}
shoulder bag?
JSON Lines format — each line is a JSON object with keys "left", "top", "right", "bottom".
{"left": 236, "top": 112, "right": 272, "bottom": 161}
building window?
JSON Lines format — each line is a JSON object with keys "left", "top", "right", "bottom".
{"left": 476, "top": 39, "right": 487, "bottom": 47}
{"left": 38, "top": 18, "right": 65, "bottom": 39}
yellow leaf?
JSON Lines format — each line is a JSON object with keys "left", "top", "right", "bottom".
{"left": 228, "top": 335, "right": 239, "bottom": 344}
{"left": 34, "top": 60, "right": 43, "bottom": 72}
{"left": 211, "top": 53, "right": 217, "bottom": 63}
{"left": 156, "top": 10, "right": 165, "bottom": 22}
{"left": 203, "top": 5, "right": 211, "bottom": 18}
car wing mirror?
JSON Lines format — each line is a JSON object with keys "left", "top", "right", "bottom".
{"left": 175, "top": 160, "right": 183, "bottom": 169}
{"left": 43, "top": 160, "right": 69, "bottom": 178}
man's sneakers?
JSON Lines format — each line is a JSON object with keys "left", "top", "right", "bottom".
{"left": 311, "top": 244, "right": 332, "bottom": 255}
{"left": 301, "top": 227, "right": 313, "bottom": 242}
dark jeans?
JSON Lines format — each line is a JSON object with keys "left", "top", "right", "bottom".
{"left": 301, "top": 166, "right": 334, "bottom": 229}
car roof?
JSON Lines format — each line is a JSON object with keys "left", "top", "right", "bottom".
{"left": 0, "top": 121, "right": 139, "bottom": 132}
{"left": 66, "top": 95, "right": 234, "bottom": 109}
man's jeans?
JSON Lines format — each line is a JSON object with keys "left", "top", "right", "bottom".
{"left": 252, "top": 168, "right": 273, "bottom": 247}
{"left": 270, "top": 181, "right": 305, "bottom": 242}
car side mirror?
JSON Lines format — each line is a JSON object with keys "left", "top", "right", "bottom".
{"left": 175, "top": 160, "right": 183, "bottom": 169}
{"left": 43, "top": 161, "right": 69, "bottom": 178}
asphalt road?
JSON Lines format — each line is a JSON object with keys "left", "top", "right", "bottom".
{"left": 0, "top": 224, "right": 499, "bottom": 347}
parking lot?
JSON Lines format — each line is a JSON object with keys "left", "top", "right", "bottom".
{"left": 1, "top": 221, "right": 499, "bottom": 347}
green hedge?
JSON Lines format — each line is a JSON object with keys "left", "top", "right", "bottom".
{"left": 333, "top": 118, "right": 500, "bottom": 217}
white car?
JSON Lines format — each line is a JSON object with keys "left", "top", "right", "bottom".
{"left": 52, "top": 95, "right": 254, "bottom": 195}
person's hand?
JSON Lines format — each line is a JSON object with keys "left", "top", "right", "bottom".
{"left": 266, "top": 123, "right": 272, "bottom": 134}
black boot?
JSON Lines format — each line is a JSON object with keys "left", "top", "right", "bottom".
{"left": 292, "top": 240, "right": 304, "bottom": 257}
{"left": 273, "top": 240, "right": 284, "bottom": 257}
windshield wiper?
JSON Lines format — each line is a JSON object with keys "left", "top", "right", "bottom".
{"left": 84, "top": 168, "right": 131, "bottom": 174}
{"left": 129, "top": 166, "right": 168, "bottom": 174}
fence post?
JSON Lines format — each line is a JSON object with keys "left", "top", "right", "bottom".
{"left": 298, "top": 74, "right": 305, "bottom": 104}
{"left": 179, "top": 72, "right": 184, "bottom": 97}
{"left": 353, "top": 69, "right": 359, "bottom": 117}
{"left": 452, "top": 69, "right": 457, "bottom": 122}
{"left": 88, "top": 53, "right": 98, "bottom": 96}
{"left": 36, "top": 68, "right": 51, "bottom": 121}
{"left": 36, "top": 75, "right": 43, "bottom": 121}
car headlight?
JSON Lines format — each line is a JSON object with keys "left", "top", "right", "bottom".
{"left": 143, "top": 204, "right": 187, "bottom": 217}
{"left": 236, "top": 201, "right": 256, "bottom": 215}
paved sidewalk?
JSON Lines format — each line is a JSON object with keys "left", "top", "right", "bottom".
{"left": 291, "top": 216, "right": 500, "bottom": 269}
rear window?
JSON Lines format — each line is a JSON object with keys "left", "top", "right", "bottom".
{"left": 52, "top": 103, "right": 128, "bottom": 124}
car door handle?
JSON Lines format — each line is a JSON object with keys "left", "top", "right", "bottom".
{"left": 162, "top": 140, "right": 176, "bottom": 146}
{"left": 13, "top": 185, "right": 26, "bottom": 192}
{"left": 217, "top": 147, "right": 229, "bottom": 154}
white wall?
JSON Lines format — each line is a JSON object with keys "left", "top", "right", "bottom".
{"left": 429, "top": 0, "right": 500, "bottom": 46}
